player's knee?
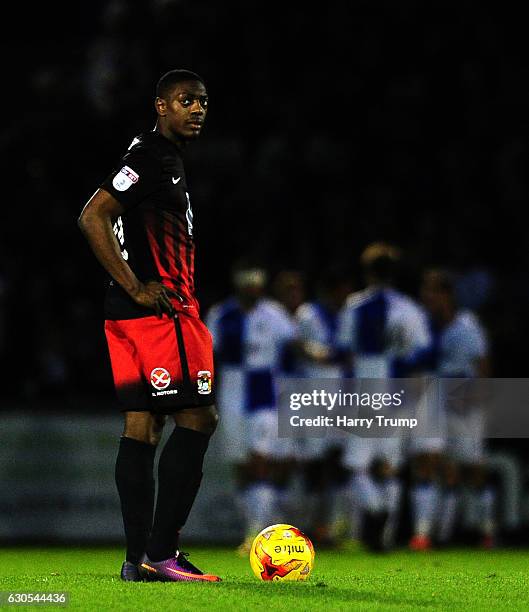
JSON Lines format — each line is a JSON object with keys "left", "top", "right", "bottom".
{"left": 123, "top": 430, "right": 157, "bottom": 445}
{"left": 173, "top": 405, "right": 218, "bottom": 436}
{"left": 149, "top": 414, "right": 167, "bottom": 445}
{"left": 246, "top": 452, "right": 273, "bottom": 481}
{"left": 199, "top": 407, "right": 219, "bottom": 436}
{"left": 147, "top": 429, "right": 163, "bottom": 446}
{"left": 370, "top": 458, "right": 394, "bottom": 481}
{"left": 123, "top": 411, "right": 164, "bottom": 446}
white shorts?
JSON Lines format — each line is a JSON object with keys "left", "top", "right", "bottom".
{"left": 343, "top": 435, "right": 403, "bottom": 471}
{"left": 407, "top": 436, "right": 446, "bottom": 455}
{"left": 293, "top": 432, "right": 347, "bottom": 461}
{"left": 245, "top": 409, "right": 294, "bottom": 460}
{"left": 215, "top": 367, "right": 246, "bottom": 462}
{"left": 446, "top": 408, "right": 485, "bottom": 463}
{"left": 406, "top": 383, "right": 447, "bottom": 455}
{"left": 216, "top": 367, "right": 294, "bottom": 462}
{"left": 217, "top": 405, "right": 293, "bottom": 462}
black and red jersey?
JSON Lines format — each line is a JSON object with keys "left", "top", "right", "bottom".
{"left": 100, "top": 131, "right": 199, "bottom": 320}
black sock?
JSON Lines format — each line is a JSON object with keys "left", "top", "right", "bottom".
{"left": 115, "top": 437, "right": 156, "bottom": 565}
{"left": 146, "top": 426, "right": 210, "bottom": 561}
{"left": 362, "top": 510, "right": 388, "bottom": 552}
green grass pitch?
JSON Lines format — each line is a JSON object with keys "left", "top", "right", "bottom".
{"left": 1, "top": 547, "right": 528, "bottom": 611}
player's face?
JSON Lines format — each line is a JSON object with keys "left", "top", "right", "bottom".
{"left": 158, "top": 80, "right": 208, "bottom": 140}
{"left": 238, "top": 283, "right": 265, "bottom": 300}
{"left": 420, "top": 276, "right": 447, "bottom": 315}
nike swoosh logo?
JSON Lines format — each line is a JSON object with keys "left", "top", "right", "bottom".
{"left": 172, "top": 177, "right": 181, "bottom": 185}
{"left": 140, "top": 563, "right": 220, "bottom": 582}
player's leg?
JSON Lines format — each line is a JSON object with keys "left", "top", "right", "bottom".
{"left": 272, "top": 441, "right": 297, "bottom": 527}
{"left": 325, "top": 441, "right": 352, "bottom": 545}
{"left": 147, "top": 404, "right": 218, "bottom": 559}
{"left": 408, "top": 385, "right": 447, "bottom": 550}
{"left": 238, "top": 451, "right": 276, "bottom": 554}
{"left": 460, "top": 460, "right": 496, "bottom": 547}
{"left": 456, "top": 409, "right": 495, "bottom": 547}
{"left": 212, "top": 366, "right": 251, "bottom": 549}
{"left": 471, "top": 464, "right": 496, "bottom": 548}
{"left": 408, "top": 449, "right": 442, "bottom": 550}
{"left": 301, "top": 451, "right": 330, "bottom": 544}
{"left": 296, "top": 437, "right": 343, "bottom": 546}
{"left": 141, "top": 404, "right": 221, "bottom": 581}
{"left": 298, "top": 439, "right": 355, "bottom": 548}
{"left": 357, "top": 465, "right": 398, "bottom": 553}
{"left": 437, "top": 457, "right": 461, "bottom": 546}
{"left": 104, "top": 318, "right": 167, "bottom": 581}
{"left": 377, "top": 438, "right": 403, "bottom": 550}
{"left": 238, "top": 409, "right": 291, "bottom": 554}
{"left": 115, "top": 410, "right": 166, "bottom": 581}
{"left": 344, "top": 437, "right": 388, "bottom": 550}
{"left": 138, "top": 312, "right": 222, "bottom": 581}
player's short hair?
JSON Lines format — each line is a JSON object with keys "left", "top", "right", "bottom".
{"left": 423, "top": 268, "right": 455, "bottom": 295}
{"left": 231, "top": 259, "right": 267, "bottom": 289}
{"left": 318, "top": 264, "right": 351, "bottom": 292}
{"left": 361, "top": 242, "right": 401, "bottom": 282}
{"left": 273, "top": 270, "right": 305, "bottom": 293}
{"left": 156, "top": 69, "right": 205, "bottom": 99}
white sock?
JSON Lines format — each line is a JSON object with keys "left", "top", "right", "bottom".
{"left": 437, "top": 489, "right": 459, "bottom": 543}
{"left": 353, "top": 472, "right": 383, "bottom": 513}
{"left": 461, "top": 488, "right": 479, "bottom": 529}
{"left": 275, "top": 486, "right": 296, "bottom": 525}
{"left": 243, "top": 482, "right": 277, "bottom": 537}
{"left": 382, "top": 478, "right": 401, "bottom": 547}
{"left": 411, "top": 482, "right": 438, "bottom": 537}
{"left": 478, "top": 487, "right": 495, "bottom": 537}
{"left": 328, "top": 484, "right": 349, "bottom": 538}
{"left": 342, "top": 483, "right": 361, "bottom": 540}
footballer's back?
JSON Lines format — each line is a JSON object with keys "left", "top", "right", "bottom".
{"left": 337, "top": 287, "right": 430, "bottom": 377}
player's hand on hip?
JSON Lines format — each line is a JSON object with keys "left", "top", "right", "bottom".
{"left": 130, "top": 281, "right": 179, "bottom": 318}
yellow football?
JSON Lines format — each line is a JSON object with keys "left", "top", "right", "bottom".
{"left": 249, "top": 523, "right": 315, "bottom": 581}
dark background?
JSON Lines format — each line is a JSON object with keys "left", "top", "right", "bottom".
{"left": 1, "top": 0, "right": 528, "bottom": 403}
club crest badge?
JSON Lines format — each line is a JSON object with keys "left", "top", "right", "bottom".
{"left": 197, "top": 370, "right": 212, "bottom": 395}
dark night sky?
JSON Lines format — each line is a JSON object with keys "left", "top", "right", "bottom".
{"left": 1, "top": 1, "right": 528, "bottom": 399}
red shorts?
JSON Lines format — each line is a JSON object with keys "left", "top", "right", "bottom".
{"left": 104, "top": 312, "right": 215, "bottom": 412}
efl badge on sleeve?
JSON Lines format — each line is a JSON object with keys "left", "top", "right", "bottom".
{"left": 197, "top": 370, "right": 212, "bottom": 395}
{"left": 112, "top": 166, "right": 139, "bottom": 191}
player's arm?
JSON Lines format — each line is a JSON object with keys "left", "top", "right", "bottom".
{"left": 466, "top": 315, "right": 491, "bottom": 378}
{"left": 474, "top": 342, "right": 491, "bottom": 377}
{"left": 78, "top": 188, "right": 176, "bottom": 317}
{"left": 295, "top": 306, "right": 331, "bottom": 363}
{"left": 334, "top": 304, "right": 355, "bottom": 370}
{"left": 477, "top": 355, "right": 491, "bottom": 377}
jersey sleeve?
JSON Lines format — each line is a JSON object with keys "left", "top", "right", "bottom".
{"left": 275, "top": 308, "right": 298, "bottom": 344}
{"left": 336, "top": 305, "right": 356, "bottom": 352}
{"left": 466, "top": 316, "right": 489, "bottom": 360}
{"left": 205, "top": 304, "right": 221, "bottom": 351}
{"left": 100, "top": 150, "right": 161, "bottom": 211}
{"left": 295, "top": 305, "right": 318, "bottom": 342}
{"left": 405, "top": 306, "right": 431, "bottom": 352}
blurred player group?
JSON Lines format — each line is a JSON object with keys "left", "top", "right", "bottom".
{"left": 206, "top": 243, "right": 495, "bottom": 553}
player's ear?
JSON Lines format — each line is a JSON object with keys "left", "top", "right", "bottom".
{"left": 155, "top": 96, "right": 167, "bottom": 117}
